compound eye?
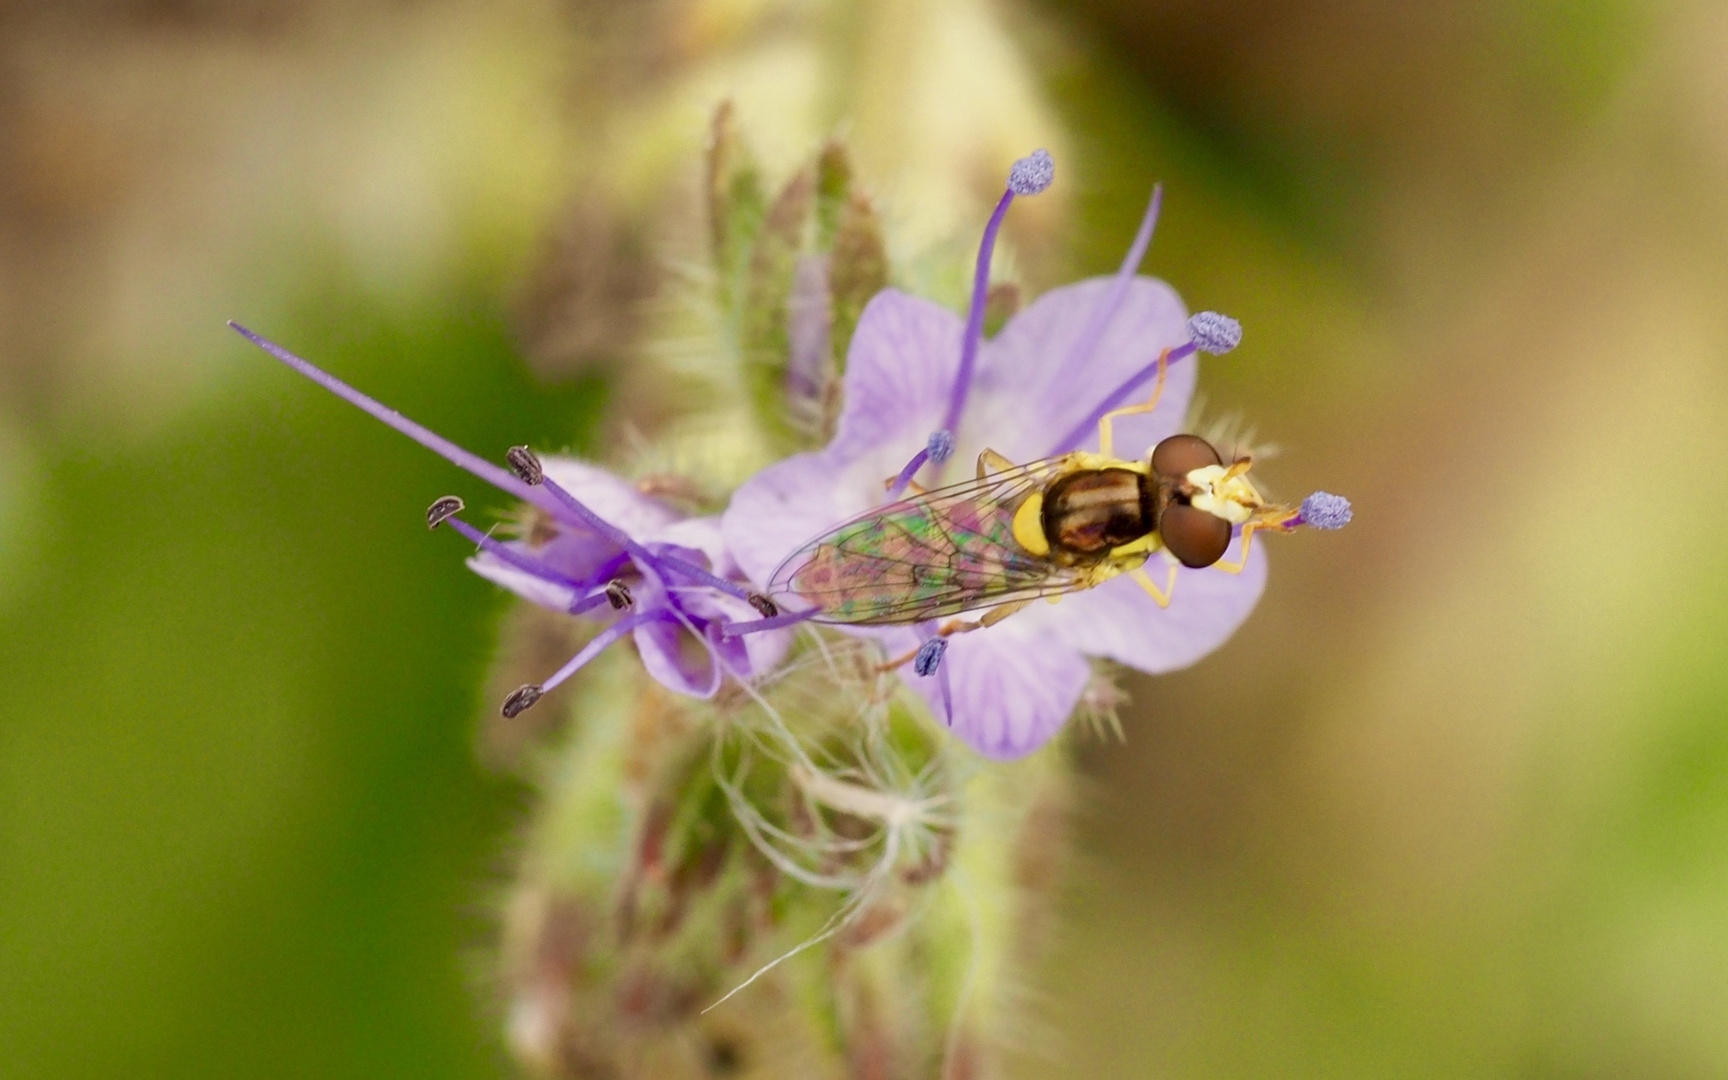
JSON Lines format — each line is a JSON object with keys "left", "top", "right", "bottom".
{"left": 1151, "top": 434, "right": 1223, "bottom": 479}
{"left": 1160, "top": 503, "right": 1233, "bottom": 568}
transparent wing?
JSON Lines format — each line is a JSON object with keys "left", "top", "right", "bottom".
{"left": 768, "top": 454, "right": 1089, "bottom": 625}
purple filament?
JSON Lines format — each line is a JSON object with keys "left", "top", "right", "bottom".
{"left": 533, "top": 474, "right": 756, "bottom": 603}
{"left": 718, "top": 607, "right": 819, "bottom": 639}
{"left": 940, "top": 188, "right": 1016, "bottom": 438}
{"left": 228, "top": 322, "right": 571, "bottom": 522}
{"left": 884, "top": 447, "right": 931, "bottom": 501}
{"left": 1050, "top": 184, "right": 1162, "bottom": 426}
{"left": 569, "top": 586, "right": 626, "bottom": 616}
{"left": 1049, "top": 340, "right": 1197, "bottom": 456}
{"left": 936, "top": 654, "right": 953, "bottom": 726}
{"left": 646, "top": 546, "right": 760, "bottom": 604}
{"left": 442, "top": 516, "right": 587, "bottom": 592}
{"left": 541, "top": 611, "right": 658, "bottom": 693}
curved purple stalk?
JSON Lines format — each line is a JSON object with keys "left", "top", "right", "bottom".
{"left": 533, "top": 475, "right": 757, "bottom": 604}
{"left": 1055, "top": 184, "right": 1161, "bottom": 396}
{"left": 884, "top": 447, "right": 931, "bottom": 501}
{"left": 228, "top": 322, "right": 569, "bottom": 522}
{"left": 648, "top": 546, "right": 761, "bottom": 605}
{"left": 541, "top": 611, "right": 658, "bottom": 692}
{"left": 719, "top": 607, "right": 820, "bottom": 639}
{"left": 940, "top": 189, "right": 1016, "bottom": 438}
{"left": 442, "top": 516, "right": 587, "bottom": 591}
{"left": 1050, "top": 340, "right": 1197, "bottom": 456}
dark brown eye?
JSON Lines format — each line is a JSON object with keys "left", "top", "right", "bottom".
{"left": 1151, "top": 434, "right": 1223, "bottom": 479}
{"left": 1159, "top": 504, "right": 1232, "bottom": 568}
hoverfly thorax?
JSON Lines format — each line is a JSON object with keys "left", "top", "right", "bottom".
{"left": 1040, "top": 467, "right": 1155, "bottom": 560}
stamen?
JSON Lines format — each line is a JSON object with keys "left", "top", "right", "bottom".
{"left": 884, "top": 430, "right": 955, "bottom": 501}
{"left": 1051, "top": 184, "right": 1164, "bottom": 422}
{"left": 228, "top": 323, "right": 561, "bottom": 519}
{"left": 748, "top": 593, "right": 779, "bottom": 617}
{"left": 501, "top": 684, "right": 542, "bottom": 718}
{"left": 913, "top": 637, "right": 946, "bottom": 677}
{"left": 925, "top": 429, "right": 955, "bottom": 463}
{"left": 568, "top": 579, "right": 637, "bottom": 616}
{"left": 940, "top": 150, "right": 1056, "bottom": 443}
{"left": 425, "top": 495, "right": 464, "bottom": 530}
{"left": 1049, "top": 307, "right": 1239, "bottom": 456}
{"left": 537, "top": 610, "right": 657, "bottom": 695}
{"left": 505, "top": 445, "right": 545, "bottom": 485}
{"left": 719, "top": 607, "right": 820, "bottom": 638}
{"left": 1007, "top": 148, "right": 1054, "bottom": 195}
{"left": 1186, "top": 311, "right": 1242, "bottom": 355}
{"left": 606, "top": 580, "right": 633, "bottom": 609}
{"left": 439, "top": 514, "right": 589, "bottom": 593}
{"left": 1294, "top": 491, "right": 1353, "bottom": 530}
{"left": 533, "top": 474, "right": 761, "bottom": 604}
{"left": 1050, "top": 340, "right": 1196, "bottom": 455}
{"left": 936, "top": 653, "right": 953, "bottom": 726}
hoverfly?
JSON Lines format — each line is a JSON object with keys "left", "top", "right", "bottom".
{"left": 766, "top": 353, "right": 1299, "bottom": 633}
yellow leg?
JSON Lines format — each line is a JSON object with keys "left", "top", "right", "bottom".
{"left": 976, "top": 447, "right": 1016, "bottom": 480}
{"left": 883, "top": 476, "right": 929, "bottom": 496}
{"left": 979, "top": 598, "right": 1032, "bottom": 627}
{"left": 1212, "top": 523, "right": 1260, "bottom": 574}
{"left": 876, "top": 599, "right": 1036, "bottom": 671}
{"left": 1130, "top": 563, "right": 1176, "bottom": 609}
{"left": 1098, "top": 348, "right": 1170, "bottom": 459}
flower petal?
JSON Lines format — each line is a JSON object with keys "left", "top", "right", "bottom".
{"left": 830, "top": 289, "right": 962, "bottom": 462}
{"left": 465, "top": 552, "right": 581, "bottom": 612}
{"left": 900, "top": 621, "right": 1091, "bottom": 760}
{"left": 651, "top": 534, "right": 795, "bottom": 679}
{"left": 633, "top": 613, "right": 722, "bottom": 698}
{"left": 721, "top": 448, "right": 879, "bottom": 591}
{"left": 967, "top": 275, "right": 1195, "bottom": 463}
{"left": 1025, "top": 538, "right": 1268, "bottom": 674}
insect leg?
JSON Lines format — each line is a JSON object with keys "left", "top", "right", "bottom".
{"left": 1212, "top": 523, "right": 1260, "bottom": 574}
{"left": 980, "top": 599, "right": 1032, "bottom": 627}
{"left": 883, "top": 476, "right": 930, "bottom": 496}
{"left": 875, "top": 602, "right": 1030, "bottom": 673}
{"left": 1096, "top": 347, "right": 1170, "bottom": 459}
{"left": 976, "top": 447, "right": 1017, "bottom": 480}
{"left": 1130, "top": 563, "right": 1177, "bottom": 608}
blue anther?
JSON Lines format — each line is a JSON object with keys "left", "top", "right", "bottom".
{"left": 1300, "top": 492, "right": 1353, "bottom": 530}
{"left": 913, "top": 637, "right": 948, "bottom": 677}
{"left": 1186, "top": 311, "right": 1242, "bottom": 355}
{"left": 926, "top": 429, "right": 955, "bottom": 464}
{"left": 1007, "top": 149, "right": 1054, "bottom": 196}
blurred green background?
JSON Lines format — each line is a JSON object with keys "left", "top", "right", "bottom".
{"left": 4, "top": 0, "right": 1727, "bottom": 1076}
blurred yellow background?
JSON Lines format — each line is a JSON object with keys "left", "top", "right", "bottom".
{"left": 3, "top": 0, "right": 1726, "bottom": 1076}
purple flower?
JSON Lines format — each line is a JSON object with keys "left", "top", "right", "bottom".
{"left": 230, "top": 324, "right": 791, "bottom": 712}
{"left": 722, "top": 156, "right": 1344, "bottom": 759}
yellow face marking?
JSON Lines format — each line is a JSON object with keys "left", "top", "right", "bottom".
{"left": 1185, "top": 464, "right": 1264, "bottom": 526}
{"left": 1012, "top": 492, "right": 1050, "bottom": 556}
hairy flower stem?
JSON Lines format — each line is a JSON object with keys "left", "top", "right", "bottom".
{"left": 495, "top": 641, "right": 1070, "bottom": 1079}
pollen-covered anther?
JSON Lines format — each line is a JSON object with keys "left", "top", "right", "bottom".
{"left": 925, "top": 429, "right": 955, "bottom": 464}
{"left": 505, "top": 445, "right": 545, "bottom": 486}
{"left": 1187, "top": 311, "right": 1243, "bottom": 355}
{"left": 1299, "top": 491, "right": 1353, "bottom": 530}
{"left": 501, "top": 684, "right": 544, "bottom": 718}
{"left": 425, "top": 495, "right": 464, "bottom": 530}
{"left": 1007, "top": 149, "right": 1055, "bottom": 196}
{"left": 912, "top": 638, "right": 947, "bottom": 677}
{"left": 605, "top": 580, "right": 633, "bottom": 610}
{"left": 748, "top": 593, "right": 779, "bottom": 617}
